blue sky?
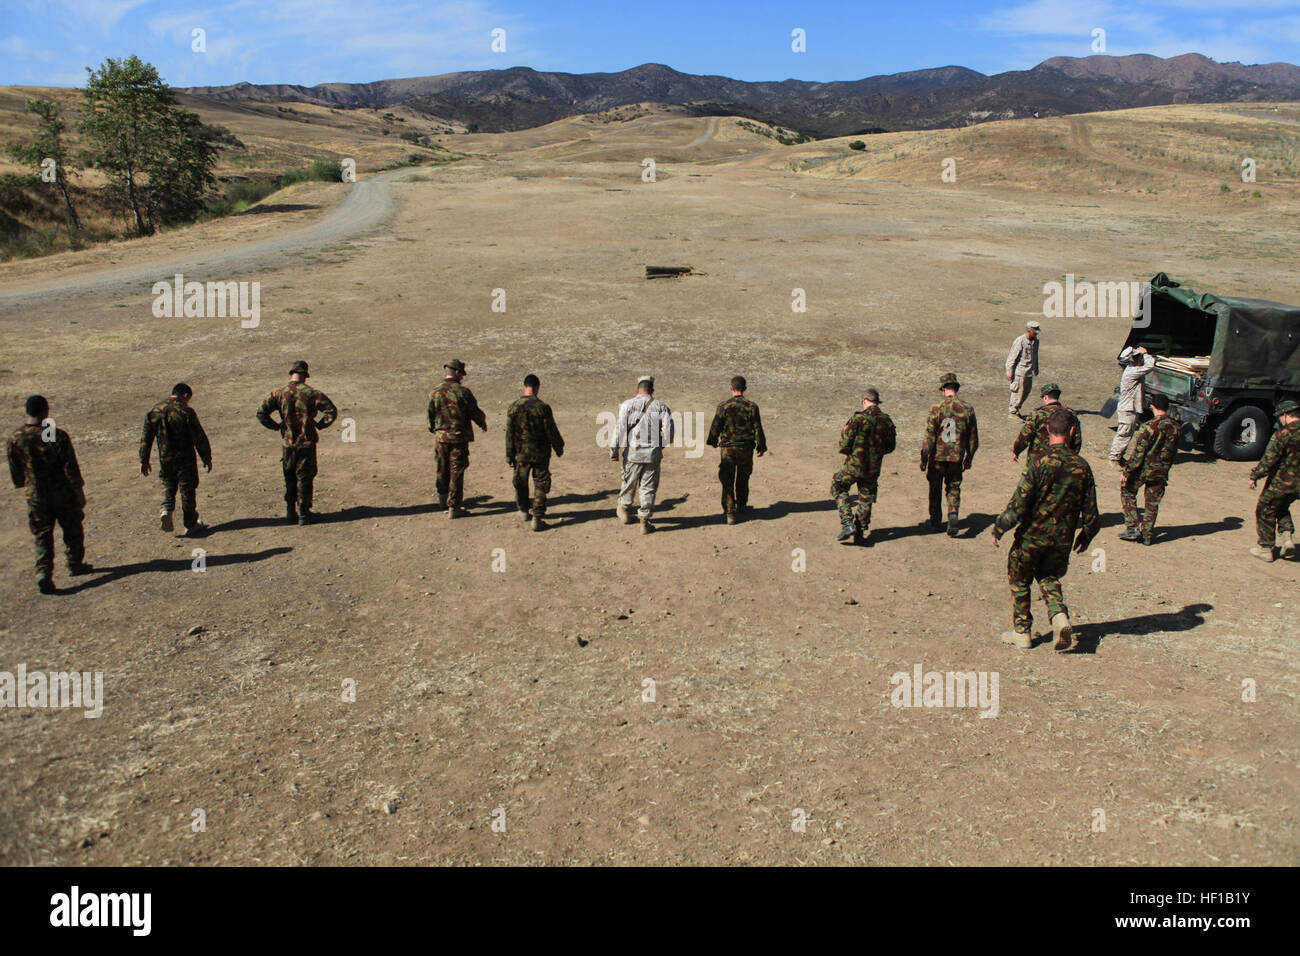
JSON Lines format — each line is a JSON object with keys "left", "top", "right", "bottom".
{"left": 4, "top": 0, "right": 1299, "bottom": 88}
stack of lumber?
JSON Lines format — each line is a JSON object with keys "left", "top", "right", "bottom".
{"left": 1156, "top": 355, "right": 1211, "bottom": 375}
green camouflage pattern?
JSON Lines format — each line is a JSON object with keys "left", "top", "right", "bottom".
{"left": 1249, "top": 420, "right": 1300, "bottom": 493}
{"left": 8, "top": 423, "right": 86, "bottom": 581}
{"left": 281, "top": 445, "right": 318, "bottom": 510}
{"left": 141, "top": 397, "right": 211, "bottom": 529}
{"left": 926, "top": 461, "right": 964, "bottom": 523}
{"left": 1124, "top": 414, "right": 1180, "bottom": 484}
{"left": 921, "top": 396, "right": 978, "bottom": 466}
{"left": 513, "top": 461, "right": 552, "bottom": 516}
{"left": 428, "top": 380, "right": 486, "bottom": 444}
{"left": 832, "top": 471, "right": 877, "bottom": 528}
{"left": 436, "top": 442, "right": 470, "bottom": 507}
{"left": 7, "top": 423, "right": 84, "bottom": 502}
{"left": 838, "top": 406, "right": 895, "bottom": 479}
{"left": 993, "top": 444, "right": 1100, "bottom": 635}
{"left": 1255, "top": 489, "right": 1297, "bottom": 548}
{"left": 1121, "top": 475, "right": 1166, "bottom": 537}
{"left": 1013, "top": 401, "right": 1082, "bottom": 460}
{"left": 257, "top": 382, "right": 338, "bottom": 447}
{"left": 505, "top": 395, "right": 564, "bottom": 463}
{"left": 718, "top": 446, "right": 754, "bottom": 515}
{"left": 706, "top": 396, "right": 768, "bottom": 452}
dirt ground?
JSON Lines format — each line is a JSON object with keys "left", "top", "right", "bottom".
{"left": 1, "top": 106, "right": 1297, "bottom": 865}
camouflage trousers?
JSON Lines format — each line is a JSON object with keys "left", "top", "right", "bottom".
{"left": 1256, "top": 487, "right": 1298, "bottom": 548}
{"left": 512, "top": 458, "right": 552, "bottom": 516}
{"left": 831, "top": 469, "right": 877, "bottom": 528}
{"left": 27, "top": 490, "right": 85, "bottom": 581}
{"left": 281, "top": 444, "right": 318, "bottom": 510}
{"left": 159, "top": 457, "right": 200, "bottom": 529}
{"left": 435, "top": 441, "right": 470, "bottom": 507}
{"left": 926, "top": 461, "right": 963, "bottom": 523}
{"left": 1007, "top": 538, "right": 1071, "bottom": 635}
{"left": 1120, "top": 475, "right": 1166, "bottom": 536}
{"left": 718, "top": 446, "right": 754, "bottom": 515}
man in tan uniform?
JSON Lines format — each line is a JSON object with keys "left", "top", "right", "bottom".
{"left": 1005, "top": 320, "right": 1041, "bottom": 419}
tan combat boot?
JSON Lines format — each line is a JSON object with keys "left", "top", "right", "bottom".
{"left": 1051, "top": 612, "right": 1075, "bottom": 653}
{"left": 1250, "top": 545, "right": 1275, "bottom": 563}
{"left": 159, "top": 509, "right": 174, "bottom": 532}
{"left": 1000, "top": 630, "right": 1032, "bottom": 649}
{"left": 616, "top": 505, "right": 629, "bottom": 524}
{"left": 640, "top": 518, "right": 655, "bottom": 535}
{"left": 1281, "top": 532, "right": 1296, "bottom": 559}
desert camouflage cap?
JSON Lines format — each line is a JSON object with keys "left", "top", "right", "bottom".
{"left": 1040, "top": 382, "right": 1061, "bottom": 397}
{"left": 290, "top": 360, "right": 309, "bottom": 377}
{"left": 939, "top": 372, "right": 960, "bottom": 389}
{"left": 637, "top": 374, "right": 654, "bottom": 388}
{"left": 444, "top": 359, "right": 467, "bottom": 373}
{"left": 1276, "top": 399, "right": 1299, "bottom": 417}
{"left": 1026, "top": 321, "right": 1041, "bottom": 330}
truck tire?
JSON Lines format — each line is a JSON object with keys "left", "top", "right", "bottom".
{"left": 1212, "top": 405, "right": 1271, "bottom": 461}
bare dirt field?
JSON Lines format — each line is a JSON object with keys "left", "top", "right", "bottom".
{"left": 1, "top": 103, "right": 1297, "bottom": 865}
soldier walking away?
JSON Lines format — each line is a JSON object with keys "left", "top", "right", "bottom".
{"left": 1248, "top": 399, "right": 1299, "bottom": 562}
{"left": 257, "top": 360, "right": 338, "bottom": 525}
{"left": 506, "top": 374, "right": 564, "bottom": 532}
{"left": 1109, "top": 346, "right": 1157, "bottom": 465}
{"left": 1013, "top": 383, "right": 1081, "bottom": 465}
{"left": 706, "top": 375, "right": 767, "bottom": 524}
{"left": 1005, "top": 320, "right": 1040, "bottom": 419}
{"left": 920, "top": 372, "right": 978, "bottom": 537}
{"left": 611, "top": 375, "right": 674, "bottom": 534}
{"left": 7, "top": 395, "right": 93, "bottom": 593}
{"left": 1119, "top": 393, "right": 1178, "bottom": 545}
{"left": 831, "top": 387, "right": 896, "bottom": 545}
{"left": 140, "top": 383, "right": 212, "bottom": 538}
{"left": 428, "top": 359, "right": 487, "bottom": 519}
{"left": 991, "top": 408, "right": 1099, "bottom": 652}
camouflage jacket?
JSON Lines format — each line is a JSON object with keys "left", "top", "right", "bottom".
{"left": 1124, "top": 415, "right": 1179, "bottom": 485}
{"left": 7, "top": 423, "right": 84, "bottom": 502}
{"left": 505, "top": 395, "right": 564, "bottom": 463}
{"left": 257, "top": 381, "right": 338, "bottom": 447}
{"left": 706, "top": 395, "right": 767, "bottom": 453}
{"left": 428, "top": 380, "right": 486, "bottom": 444}
{"left": 140, "top": 397, "right": 211, "bottom": 467}
{"left": 921, "top": 396, "right": 978, "bottom": 466}
{"left": 1250, "top": 420, "right": 1300, "bottom": 493}
{"left": 1013, "top": 401, "right": 1082, "bottom": 459}
{"left": 839, "top": 406, "right": 895, "bottom": 478}
{"left": 994, "top": 444, "right": 1100, "bottom": 551}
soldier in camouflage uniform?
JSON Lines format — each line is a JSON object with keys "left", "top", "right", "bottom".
{"left": 505, "top": 374, "right": 564, "bottom": 532}
{"left": 256, "top": 360, "right": 338, "bottom": 525}
{"left": 428, "top": 358, "right": 487, "bottom": 518}
{"left": 7, "top": 395, "right": 93, "bottom": 593}
{"left": 140, "top": 383, "right": 212, "bottom": 537}
{"left": 920, "top": 372, "right": 978, "bottom": 537}
{"left": 1118, "top": 393, "right": 1179, "bottom": 545}
{"left": 991, "top": 408, "right": 1099, "bottom": 652}
{"left": 706, "top": 375, "right": 768, "bottom": 525}
{"left": 1248, "top": 399, "right": 1300, "bottom": 562}
{"left": 1012, "top": 382, "right": 1081, "bottom": 466}
{"left": 831, "top": 387, "right": 896, "bottom": 545}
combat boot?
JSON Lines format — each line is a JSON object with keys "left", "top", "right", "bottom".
{"left": 532, "top": 515, "right": 547, "bottom": 532}
{"left": 1141, "top": 532, "right": 1154, "bottom": 546}
{"left": 1051, "top": 612, "right": 1075, "bottom": 653}
{"left": 836, "top": 520, "right": 855, "bottom": 543}
{"left": 298, "top": 508, "right": 314, "bottom": 525}
{"left": 284, "top": 504, "right": 297, "bottom": 525}
{"left": 926, "top": 517, "right": 943, "bottom": 532}
{"left": 946, "top": 511, "right": 959, "bottom": 538}
{"left": 1000, "top": 629, "right": 1032, "bottom": 649}
{"left": 448, "top": 505, "right": 463, "bottom": 520}
{"left": 435, "top": 495, "right": 447, "bottom": 511}
{"left": 37, "top": 577, "right": 56, "bottom": 595}
{"left": 159, "top": 509, "right": 174, "bottom": 532}
{"left": 853, "top": 519, "right": 866, "bottom": 546}
{"left": 640, "top": 518, "right": 655, "bottom": 535}
{"left": 518, "top": 507, "right": 531, "bottom": 521}
{"left": 725, "top": 513, "right": 736, "bottom": 525}
{"left": 1281, "top": 532, "right": 1296, "bottom": 559}
{"left": 185, "top": 521, "right": 209, "bottom": 539}
{"left": 616, "top": 505, "right": 630, "bottom": 524}
{"left": 1118, "top": 528, "right": 1141, "bottom": 541}
{"left": 1250, "top": 545, "right": 1276, "bottom": 563}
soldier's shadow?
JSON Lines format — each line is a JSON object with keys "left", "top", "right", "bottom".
{"left": 546, "top": 490, "right": 617, "bottom": 528}
{"left": 60, "top": 547, "right": 293, "bottom": 593}
{"left": 1096, "top": 514, "right": 1243, "bottom": 540}
{"left": 1070, "top": 602, "right": 1213, "bottom": 654}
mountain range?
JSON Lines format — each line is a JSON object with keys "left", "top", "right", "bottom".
{"left": 184, "top": 54, "right": 1300, "bottom": 138}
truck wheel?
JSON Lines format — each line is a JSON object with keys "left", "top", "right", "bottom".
{"left": 1178, "top": 422, "right": 1197, "bottom": 451}
{"left": 1212, "top": 406, "right": 1271, "bottom": 461}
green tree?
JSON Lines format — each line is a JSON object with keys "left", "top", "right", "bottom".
{"left": 78, "top": 56, "right": 220, "bottom": 236}
{"left": 6, "top": 98, "right": 81, "bottom": 231}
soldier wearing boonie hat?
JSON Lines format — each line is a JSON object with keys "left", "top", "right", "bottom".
{"left": 920, "top": 372, "right": 979, "bottom": 536}
{"left": 1005, "top": 320, "right": 1041, "bottom": 419}
{"left": 427, "top": 358, "right": 487, "bottom": 518}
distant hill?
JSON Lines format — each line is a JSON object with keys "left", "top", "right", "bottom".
{"left": 183, "top": 55, "right": 1300, "bottom": 138}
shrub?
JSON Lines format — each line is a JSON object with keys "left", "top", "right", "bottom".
{"left": 849, "top": 140, "right": 866, "bottom": 150}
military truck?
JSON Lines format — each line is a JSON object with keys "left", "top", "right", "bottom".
{"left": 1117, "top": 273, "right": 1299, "bottom": 461}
